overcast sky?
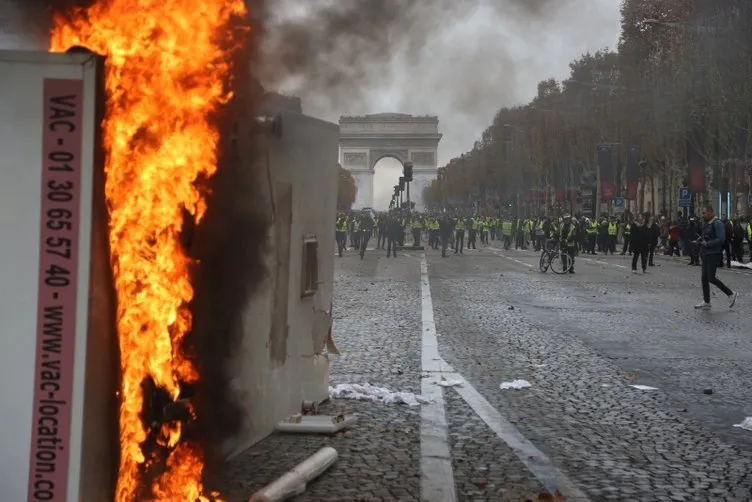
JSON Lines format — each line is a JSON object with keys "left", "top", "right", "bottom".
{"left": 262, "top": 0, "right": 622, "bottom": 208}
{"left": 0, "top": 0, "right": 622, "bottom": 210}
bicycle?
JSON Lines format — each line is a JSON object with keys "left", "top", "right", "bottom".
{"left": 539, "top": 242, "right": 574, "bottom": 274}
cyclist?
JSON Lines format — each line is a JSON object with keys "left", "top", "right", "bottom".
{"left": 559, "top": 214, "right": 576, "bottom": 274}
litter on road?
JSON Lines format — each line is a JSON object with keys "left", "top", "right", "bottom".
{"left": 500, "top": 380, "right": 532, "bottom": 390}
{"left": 733, "top": 417, "right": 752, "bottom": 431}
{"left": 629, "top": 384, "right": 658, "bottom": 390}
{"left": 437, "top": 378, "right": 463, "bottom": 387}
{"left": 329, "top": 382, "right": 429, "bottom": 406}
{"left": 275, "top": 414, "right": 358, "bottom": 434}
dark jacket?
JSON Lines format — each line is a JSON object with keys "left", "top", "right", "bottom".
{"left": 701, "top": 218, "right": 725, "bottom": 255}
{"left": 630, "top": 220, "right": 649, "bottom": 251}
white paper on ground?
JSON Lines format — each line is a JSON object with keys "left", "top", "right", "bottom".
{"left": 733, "top": 417, "right": 752, "bottom": 431}
{"left": 437, "top": 379, "right": 463, "bottom": 388}
{"left": 329, "top": 383, "right": 429, "bottom": 406}
{"left": 500, "top": 380, "right": 532, "bottom": 390}
{"left": 629, "top": 384, "right": 658, "bottom": 390}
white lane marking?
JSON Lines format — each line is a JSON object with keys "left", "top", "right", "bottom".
{"left": 487, "top": 247, "right": 534, "bottom": 268}
{"left": 419, "top": 256, "right": 457, "bottom": 502}
{"left": 581, "top": 257, "right": 627, "bottom": 269}
{"left": 421, "top": 254, "right": 590, "bottom": 501}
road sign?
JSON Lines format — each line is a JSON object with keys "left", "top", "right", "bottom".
{"left": 679, "top": 187, "right": 692, "bottom": 206}
{"left": 613, "top": 197, "right": 625, "bottom": 213}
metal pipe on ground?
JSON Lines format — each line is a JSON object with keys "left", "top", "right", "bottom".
{"left": 249, "top": 447, "right": 338, "bottom": 502}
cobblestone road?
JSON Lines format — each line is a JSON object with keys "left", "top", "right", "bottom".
{"left": 221, "top": 242, "right": 752, "bottom": 501}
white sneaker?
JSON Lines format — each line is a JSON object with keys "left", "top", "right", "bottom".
{"left": 729, "top": 292, "right": 737, "bottom": 308}
{"left": 632, "top": 269, "right": 638, "bottom": 274}
{"left": 694, "top": 302, "right": 711, "bottom": 310}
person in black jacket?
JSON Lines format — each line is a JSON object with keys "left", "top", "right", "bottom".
{"left": 359, "top": 212, "right": 374, "bottom": 259}
{"left": 630, "top": 213, "right": 649, "bottom": 273}
{"left": 695, "top": 205, "right": 737, "bottom": 309}
{"left": 439, "top": 214, "right": 453, "bottom": 258}
{"left": 386, "top": 212, "right": 401, "bottom": 258}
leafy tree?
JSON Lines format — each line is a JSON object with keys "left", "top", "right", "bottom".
{"left": 425, "top": 0, "right": 752, "bottom": 217}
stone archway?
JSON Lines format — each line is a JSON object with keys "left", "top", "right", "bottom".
{"left": 339, "top": 113, "right": 442, "bottom": 210}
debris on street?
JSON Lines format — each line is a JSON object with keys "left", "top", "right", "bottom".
{"left": 249, "top": 447, "right": 338, "bottom": 502}
{"left": 500, "top": 380, "right": 532, "bottom": 390}
{"left": 733, "top": 417, "right": 752, "bottom": 431}
{"left": 276, "top": 413, "right": 358, "bottom": 434}
{"left": 329, "top": 382, "right": 429, "bottom": 406}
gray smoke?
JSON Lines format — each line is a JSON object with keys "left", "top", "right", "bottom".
{"left": 258, "top": 0, "right": 616, "bottom": 161}
{"left": 1, "top": 0, "right": 95, "bottom": 49}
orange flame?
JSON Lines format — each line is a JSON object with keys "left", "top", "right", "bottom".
{"left": 50, "top": 0, "right": 246, "bottom": 500}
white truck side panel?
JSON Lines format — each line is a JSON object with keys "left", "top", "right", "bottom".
{"left": 0, "top": 50, "right": 99, "bottom": 502}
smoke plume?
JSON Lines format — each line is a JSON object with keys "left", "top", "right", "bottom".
{"left": 1, "top": 0, "right": 94, "bottom": 47}
{"left": 258, "top": 0, "right": 618, "bottom": 162}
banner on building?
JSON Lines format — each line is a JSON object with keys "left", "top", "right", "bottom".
{"left": 597, "top": 144, "right": 615, "bottom": 201}
{"left": 687, "top": 129, "right": 705, "bottom": 192}
{"left": 625, "top": 146, "right": 640, "bottom": 200}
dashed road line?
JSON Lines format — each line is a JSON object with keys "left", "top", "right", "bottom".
{"left": 420, "top": 254, "right": 590, "bottom": 501}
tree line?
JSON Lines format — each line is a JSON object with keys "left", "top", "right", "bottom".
{"left": 423, "top": 0, "right": 752, "bottom": 218}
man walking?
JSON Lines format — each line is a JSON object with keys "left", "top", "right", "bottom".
{"left": 386, "top": 212, "right": 400, "bottom": 258}
{"left": 359, "top": 212, "right": 374, "bottom": 259}
{"left": 630, "top": 213, "right": 649, "bottom": 273}
{"left": 695, "top": 205, "right": 737, "bottom": 310}
{"left": 439, "top": 214, "right": 453, "bottom": 258}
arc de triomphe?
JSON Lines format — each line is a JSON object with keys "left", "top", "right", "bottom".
{"left": 339, "top": 113, "right": 442, "bottom": 210}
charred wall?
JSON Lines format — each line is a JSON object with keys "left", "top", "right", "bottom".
{"left": 186, "top": 51, "right": 272, "bottom": 484}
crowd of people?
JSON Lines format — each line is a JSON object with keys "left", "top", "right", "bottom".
{"left": 335, "top": 205, "right": 742, "bottom": 308}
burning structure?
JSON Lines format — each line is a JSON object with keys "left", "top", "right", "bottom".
{"left": 0, "top": 0, "right": 338, "bottom": 500}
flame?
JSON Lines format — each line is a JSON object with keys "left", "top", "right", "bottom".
{"left": 50, "top": 0, "right": 246, "bottom": 499}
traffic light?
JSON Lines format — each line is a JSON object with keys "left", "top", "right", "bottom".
{"left": 399, "top": 176, "right": 405, "bottom": 190}
{"left": 393, "top": 184, "right": 400, "bottom": 196}
{"left": 403, "top": 161, "right": 413, "bottom": 182}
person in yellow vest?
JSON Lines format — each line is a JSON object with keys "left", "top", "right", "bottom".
{"left": 620, "top": 216, "right": 632, "bottom": 255}
{"left": 607, "top": 216, "right": 618, "bottom": 254}
{"left": 454, "top": 215, "right": 466, "bottom": 254}
{"left": 559, "top": 214, "right": 577, "bottom": 274}
{"left": 411, "top": 213, "right": 423, "bottom": 247}
{"left": 468, "top": 216, "right": 478, "bottom": 249}
{"left": 501, "top": 218, "right": 514, "bottom": 250}
{"left": 584, "top": 218, "right": 597, "bottom": 255}
{"left": 429, "top": 216, "right": 440, "bottom": 250}
{"left": 335, "top": 213, "right": 348, "bottom": 257}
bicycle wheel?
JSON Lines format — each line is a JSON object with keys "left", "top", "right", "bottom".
{"left": 538, "top": 252, "right": 549, "bottom": 273}
{"left": 550, "top": 250, "right": 574, "bottom": 274}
